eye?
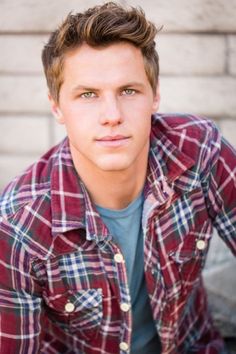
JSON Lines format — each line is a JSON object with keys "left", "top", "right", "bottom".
{"left": 122, "top": 88, "right": 136, "bottom": 96}
{"left": 80, "top": 92, "right": 96, "bottom": 99}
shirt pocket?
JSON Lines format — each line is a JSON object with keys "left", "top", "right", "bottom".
{"left": 44, "top": 288, "right": 103, "bottom": 340}
{"left": 168, "top": 229, "right": 210, "bottom": 292}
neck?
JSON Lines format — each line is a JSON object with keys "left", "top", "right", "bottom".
{"left": 91, "top": 169, "right": 147, "bottom": 210}
{"left": 70, "top": 148, "right": 149, "bottom": 210}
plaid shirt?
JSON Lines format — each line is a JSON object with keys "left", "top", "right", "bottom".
{"left": 0, "top": 114, "right": 236, "bottom": 354}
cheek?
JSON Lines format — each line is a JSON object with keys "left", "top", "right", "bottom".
{"left": 65, "top": 106, "right": 98, "bottom": 128}
{"left": 133, "top": 97, "right": 155, "bottom": 117}
{"left": 66, "top": 122, "right": 91, "bottom": 143}
{"left": 135, "top": 110, "right": 152, "bottom": 130}
{"left": 138, "top": 117, "right": 152, "bottom": 142}
{"left": 132, "top": 121, "right": 151, "bottom": 149}
{"left": 61, "top": 108, "right": 90, "bottom": 130}
{"left": 61, "top": 115, "right": 87, "bottom": 143}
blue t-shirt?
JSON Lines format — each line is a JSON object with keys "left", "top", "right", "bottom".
{"left": 96, "top": 194, "right": 161, "bottom": 353}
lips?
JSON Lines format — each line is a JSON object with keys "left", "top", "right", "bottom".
{"left": 95, "top": 135, "right": 130, "bottom": 147}
{"left": 97, "top": 135, "right": 127, "bottom": 141}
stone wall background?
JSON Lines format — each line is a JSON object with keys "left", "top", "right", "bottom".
{"left": 0, "top": 0, "right": 236, "bottom": 350}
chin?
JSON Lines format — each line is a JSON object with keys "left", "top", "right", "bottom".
{"left": 96, "top": 158, "right": 131, "bottom": 172}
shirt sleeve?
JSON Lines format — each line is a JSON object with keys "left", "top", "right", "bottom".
{"left": 0, "top": 218, "right": 42, "bottom": 353}
{"left": 202, "top": 122, "right": 236, "bottom": 255}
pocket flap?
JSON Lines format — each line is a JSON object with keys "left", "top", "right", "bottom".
{"left": 168, "top": 233, "right": 202, "bottom": 263}
{"left": 72, "top": 288, "right": 103, "bottom": 311}
{"left": 44, "top": 288, "right": 103, "bottom": 313}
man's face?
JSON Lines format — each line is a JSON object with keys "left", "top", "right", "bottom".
{"left": 50, "top": 42, "right": 160, "bottom": 174}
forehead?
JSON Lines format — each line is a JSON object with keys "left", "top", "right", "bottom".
{"left": 65, "top": 41, "right": 143, "bottom": 63}
{"left": 62, "top": 42, "right": 148, "bottom": 85}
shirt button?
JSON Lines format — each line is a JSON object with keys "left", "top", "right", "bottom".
{"left": 65, "top": 302, "right": 75, "bottom": 313}
{"left": 120, "top": 303, "right": 130, "bottom": 312}
{"left": 196, "top": 240, "right": 206, "bottom": 250}
{"left": 119, "top": 342, "right": 129, "bottom": 351}
{"left": 114, "top": 253, "right": 124, "bottom": 263}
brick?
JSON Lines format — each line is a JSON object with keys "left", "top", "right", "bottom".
{"left": 125, "top": 0, "right": 236, "bottom": 32}
{"left": 0, "top": 154, "right": 40, "bottom": 192}
{"left": 0, "top": 35, "right": 48, "bottom": 74}
{"left": 0, "top": 76, "right": 49, "bottom": 113}
{"left": 158, "top": 34, "right": 225, "bottom": 75}
{"left": 218, "top": 120, "right": 236, "bottom": 147}
{"left": 0, "top": 0, "right": 106, "bottom": 32}
{"left": 1, "top": 0, "right": 236, "bottom": 33}
{"left": 0, "top": 115, "right": 50, "bottom": 154}
{"left": 159, "top": 77, "right": 236, "bottom": 118}
{"left": 228, "top": 36, "right": 236, "bottom": 75}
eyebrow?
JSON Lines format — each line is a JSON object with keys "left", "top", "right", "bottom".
{"left": 121, "top": 82, "right": 146, "bottom": 89}
{"left": 71, "top": 85, "right": 98, "bottom": 93}
{"left": 71, "top": 82, "right": 146, "bottom": 92}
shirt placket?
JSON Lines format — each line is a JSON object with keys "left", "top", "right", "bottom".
{"left": 142, "top": 175, "right": 177, "bottom": 352}
{"left": 103, "top": 240, "right": 132, "bottom": 354}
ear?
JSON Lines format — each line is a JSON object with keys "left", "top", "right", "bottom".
{"left": 48, "top": 93, "right": 65, "bottom": 124}
{"left": 151, "top": 84, "right": 160, "bottom": 113}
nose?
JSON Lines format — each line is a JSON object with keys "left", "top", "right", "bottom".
{"left": 99, "top": 95, "right": 123, "bottom": 126}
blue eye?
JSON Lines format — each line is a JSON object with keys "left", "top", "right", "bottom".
{"left": 122, "top": 89, "right": 136, "bottom": 96}
{"left": 80, "top": 92, "right": 96, "bottom": 98}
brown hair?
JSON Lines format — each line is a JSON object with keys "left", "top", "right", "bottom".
{"left": 42, "top": 2, "right": 160, "bottom": 102}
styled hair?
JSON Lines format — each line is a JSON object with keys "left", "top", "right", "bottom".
{"left": 42, "top": 2, "right": 160, "bottom": 102}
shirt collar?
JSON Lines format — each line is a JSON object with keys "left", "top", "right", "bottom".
{"left": 143, "top": 115, "right": 195, "bottom": 220}
{"left": 149, "top": 114, "right": 195, "bottom": 184}
{"left": 50, "top": 138, "right": 110, "bottom": 242}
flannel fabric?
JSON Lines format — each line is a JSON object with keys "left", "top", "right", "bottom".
{"left": 0, "top": 114, "right": 236, "bottom": 354}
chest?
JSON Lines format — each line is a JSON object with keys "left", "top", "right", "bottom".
{"left": 33, "top": 186, "right": 212, "bottom": 345}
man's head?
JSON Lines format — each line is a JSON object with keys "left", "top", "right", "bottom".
{"left": 42, "top": 2, "right": 160, "bottom": 103}
{"left": 42, "top": 2, "right": 161, "bottom": 178}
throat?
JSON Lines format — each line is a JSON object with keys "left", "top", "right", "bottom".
{"left": 90, "top": 173, "right": 146, "bottom": 210}
{"left": 77, "top": 166, "right": 147, "bottom": 210}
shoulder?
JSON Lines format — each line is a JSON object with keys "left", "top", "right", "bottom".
{"left": 152, "top": 113, "right": 219, "bottom": 136}
{"left": 0, "top": 140, "right": 65, "bottom": 218}
{"left": 0, "top": 140, "right": 69, "bottom": 259}
{"left": 151, "top": 113, "right": 221, "bottom": 157}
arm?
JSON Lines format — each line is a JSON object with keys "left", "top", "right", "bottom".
{"left": 0, "top": 218, "right": 42, "bottom": 354}
{"left": 202, "top": 122, "right": 236, "bottom": 255}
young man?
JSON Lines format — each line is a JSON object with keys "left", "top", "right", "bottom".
{"left": 0, "top": 2, "right": 235, "bottom": 353}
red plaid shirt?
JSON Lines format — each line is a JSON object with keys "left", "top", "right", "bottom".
{"left": 0, "top": 114, "right": 235, "bottom": 353}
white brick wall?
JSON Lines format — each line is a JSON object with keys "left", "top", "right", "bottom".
{"left": 1, "top": 0, "right": 236, "bottom": 32}
{"left": 158, "top": 34, "right": 226, "bottom": 75}
{"left": 125, "top": 0, "right": 236, "bottom": 32}
{"left": 0, "top": 35, "right": 48, "bottom": 74}
{"left": 0, "top": 116, "right": 50, "bottom": 153}
{"left": 229, "top": 36, "right": 236, "bottom": 75}
{"left": 0, "top": 76, "right": 48, "bottom": 112}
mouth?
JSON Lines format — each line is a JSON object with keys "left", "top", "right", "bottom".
{"left": 95, "top": 135, "right": 130, "bottom": 147}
